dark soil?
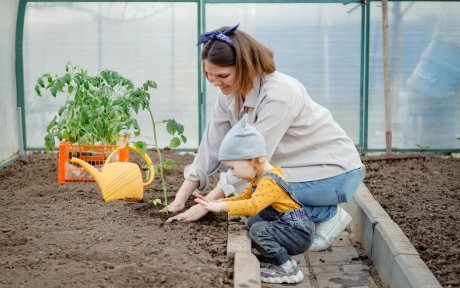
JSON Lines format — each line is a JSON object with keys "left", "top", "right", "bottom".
{"left": 0, "top": 150, "right": 232, "bottom": 288}
{"left": 1, "top": 150, "right": 458, "bottom": 287}
{"left": 363, "top": 154, "right": 460, "bottom": 288}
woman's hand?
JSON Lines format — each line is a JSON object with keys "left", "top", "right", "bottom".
{"left": 194, "top": 198, "right": 228, "bottom": 213}
{"left": 162, "top": 199, "right": 186, "bottom": 213}
{"left": 162, "top": 179, "right": 199, "bottom": 213}
{"left": 165, "top": 185, "right": 226, "bottom": 223}
{"left": 165, "top": 204, "right": 209, "bottom": 223}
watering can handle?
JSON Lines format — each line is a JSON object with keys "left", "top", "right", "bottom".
{"left": 105, "top": 146, "right": 155, "bottom": 187}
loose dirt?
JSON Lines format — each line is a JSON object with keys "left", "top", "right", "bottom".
{"left": 1, "top": 151, "right": 458, "bottom": 287}
{"left": 0, "top": 150, "right": 232, "bottom": 288}
{"left": 363, "top": 154, "right": 460, "bottom": 288}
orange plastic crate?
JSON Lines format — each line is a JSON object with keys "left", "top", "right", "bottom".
{"left": 57, "top": 141, "right": 129, "bottom": 183}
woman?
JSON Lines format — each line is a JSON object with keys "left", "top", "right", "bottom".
{"left": 166, "top": 24, "right": 365, "bottom": 252}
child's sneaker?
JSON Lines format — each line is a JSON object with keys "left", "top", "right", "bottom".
{"left": 260, "top": 259, "right": 304, "bottom": 284}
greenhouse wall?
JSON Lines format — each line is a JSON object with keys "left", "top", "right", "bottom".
{"left": 0, "top": 0, "right": 20, "bottom": 164}
{"left": 2, "top": 0, "right": 459, "bottom": 164}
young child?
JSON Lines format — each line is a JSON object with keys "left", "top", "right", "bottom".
{"left": 194, "top": 115, "right": 314, "bottom": 284}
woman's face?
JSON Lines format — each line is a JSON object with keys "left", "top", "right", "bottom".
{"left": 204, "top": 60, "right": 236, "bottom": 95}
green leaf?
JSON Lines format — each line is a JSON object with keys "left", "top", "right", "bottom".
{"left": 166, "top": 119, "right": 177, "bottom": 135}
{"left": 38, "top": 78, "right": 45, "bottom": 88}
{"left": 169, "top": 137, "right": 181, "bottom": 148}
{"left": 133, "top": 141, "right": 147, "bottom": 154}
{"left": 147, "top": 80, "right": 157, "bottom": 89}
{"left": 35, "top": 84, "right": 42, "bottom": 96}
{"left": 50, "top": 81, "right": 58, "bottom": 97}
{"left": 64, "top": 73, "right": 71, "bottom": 84}
{"left": 150, "top": 198, "right": 162, "bottom": 206}
{"left": 44, "top": 134, "right": 56, "bottom": 152}
{"left": 153, "top": 164, "right": 160, "bottom": 176}
{"left": 162, "top": 159, "right": 177, "bottom": 172}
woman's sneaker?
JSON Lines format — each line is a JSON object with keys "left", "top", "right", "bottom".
{"left": 260, "top": 260, "right": 304, "bottom": 284}
{"left": 308, "top": 206, "right": 352, "bottom": 252}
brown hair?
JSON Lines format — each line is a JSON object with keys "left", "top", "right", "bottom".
{"left": 201, "top": 27, "right": 275, "bottom": 111}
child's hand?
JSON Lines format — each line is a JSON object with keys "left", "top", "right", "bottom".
{"left": 194, "top": 198, "right": 228, "bottom": 213}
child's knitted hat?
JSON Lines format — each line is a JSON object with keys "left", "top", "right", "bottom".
{"left": 218, "top": 114, "right": 266, "bottom": 161}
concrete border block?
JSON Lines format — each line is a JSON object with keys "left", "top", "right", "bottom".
{"left": 343, "top": 185, "right": 378, "bottom": 256}
{"left": 227, "top": 217, "right": 251, "bottom": 258}
{"left": 345, "top": 184, "right": 442, "bottom": 288}
{"left": 392, "top": 254, "right": 441, "bottom": 288}
{"left": 234, "top": 251, "right": 260, "bottom": 288}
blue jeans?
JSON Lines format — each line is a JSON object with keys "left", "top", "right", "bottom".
{"left": 247, "top": 207, "right": 315, "bottom": 265}
{"left": 289, "top": 166, "right": 366, "bottom": 223}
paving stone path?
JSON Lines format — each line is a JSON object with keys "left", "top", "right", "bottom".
{"left": 263, "top": 232, "right": 376, "bottom": 288}
{"left": 229, "top": 218, "right": 377, "bottom": 288}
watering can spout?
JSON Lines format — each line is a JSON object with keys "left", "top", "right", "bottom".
{"left": 70, "top": 157, "right": 104, "bottom": 185}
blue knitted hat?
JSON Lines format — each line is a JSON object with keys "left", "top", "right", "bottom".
{"left": 218, "top": 114, "right": 266, "bottom": 161}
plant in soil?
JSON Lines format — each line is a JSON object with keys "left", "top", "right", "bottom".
{"left": 35, "top": 63, "right": 143, "bottom": 152}
{"left": 35, "top": 64, "right": 187, "bottom": 209}
{"left": 130, "top": 80, "right": 187, "bottom": 211}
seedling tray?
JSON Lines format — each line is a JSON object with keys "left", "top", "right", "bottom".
{"left": 57, "top": 141, "right": 129, "bottom": 183}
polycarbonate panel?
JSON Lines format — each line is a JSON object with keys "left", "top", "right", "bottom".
{"left": 205, "top": 3, "right": 362, "bottom": 144}
{"left": 0, "top": 0, "right": 20, "bottom": 162}
{"left": 23, "top": 2, "right": 198, "bottom": 149}
{"left": 368, "top": 2, "right": 460, "bottom": 150}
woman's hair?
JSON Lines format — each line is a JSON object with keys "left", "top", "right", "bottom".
{"left": 201, "top": 27, "right": 275, "bottom": 100}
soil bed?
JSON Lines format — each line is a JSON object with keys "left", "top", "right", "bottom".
{"left": 0, "top": 150, "right": 232, "bottom": 288}
{"left": 1, "top": 151, "right": 458, "bottom": 288}
{"left": 363, "top": 154, "right": 460, "bottom": 288}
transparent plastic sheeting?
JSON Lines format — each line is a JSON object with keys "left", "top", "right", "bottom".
{"left": 23, "top": 3, "right": 198, "bottom": 149}
{"left": 205, "top": 3, "right": 362, "bottom": 145}
{"left": 23, "top": 2, "right": 362, "bottom": 150}
{"left": 22, "top": 2, "right": 460, "bottom": 151}
{"left": 368, "top": 2, "right": 460, "bottom": 149}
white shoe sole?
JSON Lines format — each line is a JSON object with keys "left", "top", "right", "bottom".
{"left": 261, "top": 270, "right": 304, "bottom": 284}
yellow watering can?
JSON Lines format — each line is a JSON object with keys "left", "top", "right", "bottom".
{"left": 70, "top": 146, "right": 155, "bottom": 202}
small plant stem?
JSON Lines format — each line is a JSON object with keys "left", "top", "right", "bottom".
{"left": 147, "top": 108, "right": 169, "bottom": 213}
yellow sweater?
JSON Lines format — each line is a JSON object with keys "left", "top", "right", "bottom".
{"left": 222, "top": 166, "right": 301, "bottom": 216}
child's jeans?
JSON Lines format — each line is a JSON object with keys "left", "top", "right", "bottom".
{"left": 247, "top": 206, "right": 315, "bottom": 265}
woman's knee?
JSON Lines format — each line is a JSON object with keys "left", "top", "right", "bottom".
{"left": 337, "top": 168, "right": 365, "bottom": 202}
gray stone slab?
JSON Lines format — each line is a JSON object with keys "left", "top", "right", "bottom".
{"left": 308, "top": 250, "right": 361, "bottom": 267}
{"left": 311, "top": 265, "right": 341, "bottom": 274}
{"left": 371, "top": 218, "right": 419, "bottom": 284}
{"left": 342, "top": 263, "right": 370, "bottom": 272}
{"left": 227, "top": 219, "right": 251, "bottom": 258}
{"left": 316, "top": 270, "right": 375, "bottom": 288}
{"left": 392, "top": 254, "right": 442, "bottom": 288}
{"left": 343, "top": 186, "right": 377, "bottom": 256}
{"left": 234, "top": 251, "right": 260, "bottom": 288}
{"left": 331, "top": 231, "right": 352, "bottom": 247}
{"left": 354, "top": 185, "right": 390, "bottom": 224}
{"left": 292, "top": 253, "right": 307, "bottom": 267}
{"left": 331, "top": 246, "right": 359, "bottom": 253}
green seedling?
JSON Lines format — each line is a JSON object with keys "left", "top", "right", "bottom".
{"left": 131, "top": 80, "right": 187, "bottom": 212}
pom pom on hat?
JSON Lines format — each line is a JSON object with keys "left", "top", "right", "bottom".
{"left": 218, "top": 114, "right": 266, "bottom": 161}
